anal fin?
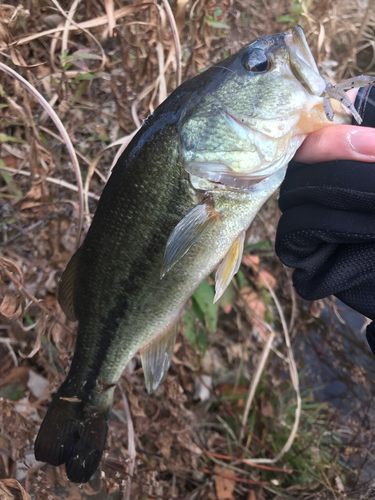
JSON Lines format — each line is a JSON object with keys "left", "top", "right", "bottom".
{"left": 161, "top": 197, "right": 221, "bottom": 278}
{"left": 140, "top": 321, "right": 178, "bottom": 394}
{"left": 214, "top": 231, "right": 245, "bottom": 303}
{"left": 58, "top": 246, "right": 83, "bottom": 321}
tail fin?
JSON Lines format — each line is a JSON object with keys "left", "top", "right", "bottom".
{"left": 35, "top": 386, "right": 110, "bottom": 483}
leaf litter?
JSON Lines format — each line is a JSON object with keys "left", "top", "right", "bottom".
{"left": 0, "top": 0, "right": 375, "bottom": 499}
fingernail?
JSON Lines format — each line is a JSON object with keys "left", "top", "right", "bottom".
{"left": 348, "top": 129, "right": 375, "bottom": 157}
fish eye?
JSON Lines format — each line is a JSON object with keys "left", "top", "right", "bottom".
{"left": 242, "top": 48, "right": 271, "bottom": 73}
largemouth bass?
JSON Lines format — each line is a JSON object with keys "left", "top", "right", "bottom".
{"left": 35, "top": 25, "right": 372, "bottom": 483}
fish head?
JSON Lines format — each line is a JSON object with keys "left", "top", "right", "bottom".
{"left": 181, "top": 26, "right": 346, "bottom": 191}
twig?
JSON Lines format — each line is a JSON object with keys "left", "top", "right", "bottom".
{"left": 0, "top": 264, "right": 74, "bottom": 336}
{"left": 160, "top": 0, "right": 181, "bottom": 87}
{"left": 118, "top": 383, "right": 136, "bottom": 500}
{"left": 156, "top": 41, "right": 167, "bottom": 104}
{"left": 202, "top": 468, "right": 266, "bottom": 485}
{"left": 204, "top": 451, "right": 292, "bottom": 472}
{"left": 0, "top": 62, "right": 84, "bottom": 248}
{"left": 38, "top": 125, "right": 107, "bottom": 181}
{"left": 240, "top": 330, "right": 275, "bottom": 442}
{"left": 0, "top": 338, "right": 18, "bottom": 367}
{"left": 242, "top": 266, "right": 302, "bottom": 465}
{"left": 83, "top": 134, "right": 137, "bottom": 213}
{"left": 61, "top": 0, "right": 82, "bottom": 56}
{"left": 110, "top": 130, "right": 138, "bottom": 173}
{"left": 104, "top": 0, "right": 116, "bottom": 37}
{"left": 8, "top": 4, "right": 154, "bottom": 48}
{"left": 50, "top": 0, "right": 106, "bottom": 73}
{"left": 232, "top": 279, "right": 288, "bottom": 363}
{"left": 196, "top": 373, "right": 273, "bottom": 454}
{"left": 0, "top": 164, "right": 99, "bottom": 200}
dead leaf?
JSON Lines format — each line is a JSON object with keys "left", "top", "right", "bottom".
{"left": 257, "top": 270, "right": 276, "bottom": 290}
{"left": 226, "top": 342, "right": 250, "bottom": 362}
{"left": 10, "top": 48, "right": 45, "bottom": 68}
{"left": 241, "top": 288, "right": 266, "bottom": 319}
{"left": 0, "top": 366, "right": 30, "bottom": 389}
{"left": 175, "top": 0, "right": 188, "bottom": 34}
{"left": 213, "top": 466, "right": 236, "bottom": 500}
{"left": 242, "top": 254, "right": 260, "bottom": 267}
{"left": 27, "top": 371, "right": 49, "bottom": 399}
{"left": 176, "top": 433, "right": 202, "bottom": 455}
{"left": 156, "top": 431, "right": 174, "bottom": 459}
{"left": 248, "top": 491, "right": 256, "bottom": 500}
{"left": 0, "top": 258, "right": 23, "bottom": 285}
{"left": 0, "top": 290, "right": 23, "bottom": 320}
{"left": 216, "top": 384, "right": 248, "bottom": 397}
{"left": 0, "top": 481, "right": 14, "bottom": 500}
{"left": 310, "top": 299, "right": 325, "bottom": 318}
{"left": 1, "top": 479, "right": 30, "bottom": 500}
{"left": 193, "top": 375, "right": 212, "bottom": 402}
{"left": 128, "top": 391, "right": 146, "bottom": 418}
{"left": 261, "top": 400, "right": 274, "bottom": 418}
{"left": 19, "top": 308, "right": 47, "bottom": 359}
{"left": 0, "top": 437, "right": 11, "bottom": 479}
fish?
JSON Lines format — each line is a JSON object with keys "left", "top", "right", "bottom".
{"left": 34, "top": 25, "right": 373, "bottom": 483}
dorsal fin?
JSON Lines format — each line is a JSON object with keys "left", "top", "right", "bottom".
{"left": 140, "top": 321, "right": 178, "bottom": 394}
{"left": 57, "top": 247, "right": 82, "bottom": 321}
{"left": 214, "top": 231, "right": 245, "bottom": 303}
{"left": 160, "top": 198, "right": 222, "bottom": 278}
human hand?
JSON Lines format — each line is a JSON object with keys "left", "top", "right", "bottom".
{"left": 275, "top": 83, "right": 375, "bottom": 353}
{"left": 295, "top": 88, "right": 375, "bottom": 163}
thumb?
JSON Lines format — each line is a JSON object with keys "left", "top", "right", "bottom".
{"left": 293, "top": 88, "right": 375, "bottom": 164}
{"left": 293, "top": 125, "right": 375, "bottom": 164}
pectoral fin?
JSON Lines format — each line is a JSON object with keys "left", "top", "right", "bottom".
{"left": 58, "top": 247, "right": 83, "bottom": 321}
{"left": 161, "top": 198, "right": 221, "bottom": 278}
{"left": 140, "top": 322, "right": 178, "bottom": 394}
{"left": 214, "top": 231, "right": 245, "bottom": 303}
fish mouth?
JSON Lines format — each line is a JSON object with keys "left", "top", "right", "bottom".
{"left": 186, "top": 161, "right": 270, "bottom": 190}
{"left": 284, "top": 25, "right": 326, "bottom": 97}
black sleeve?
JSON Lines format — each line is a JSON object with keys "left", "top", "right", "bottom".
{"left": 275, "top": 84, "right": 375, "bottom": 353}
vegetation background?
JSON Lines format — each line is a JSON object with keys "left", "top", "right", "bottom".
{"left": 0, "top": 0, "right": 375, "bottom": 498}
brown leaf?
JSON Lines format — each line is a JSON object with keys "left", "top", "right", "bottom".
{"left": 241, "top": 289, "right": 266, "bottom": 320}
{"left": 128, "top": 391, "right": 146, "bottom": 418}
{"left": 175, "top": 0, "right": 188, "bottom": 34}
{"left": 176, "top": 433, "right": 202, "bottom": 455}
{"left": 213, "top": 466, "right": 236, "bottom": 500}
{"left": 156, "top": 431, "right": 174, "bottom": 459}
{"left": 310, "top": 299, "right": 325, "bottom": 318}
{"left": 0, "top": 258, "right": 23, "bottom": 285}
{"left": 18, "top": 309, "right": 47, "bottom": 359}
{"left": 10, "top": 48, "right": 45, "bottom": 68}
{"left": 242, "top": 254, "right": 260, "bottom": 267}
{"left": 0, "top": 290, "right": 23, "bottom": 320}
{"left": 0, "top": 481, "right": 14, "bottom": 500}
{"left": 248, "top": 491, "right": 256, "bottom": 500}
{"left": 1, "top": 479, "right": 31, "bottom": 500}
{"left": 0, "top": 366, "right": 30, "bottom": 389}
{"left": 257, "top": 270, "right": 277, "bottom": 290}
{"left": 261, "top": 400, "right": 274, "bottom": 418}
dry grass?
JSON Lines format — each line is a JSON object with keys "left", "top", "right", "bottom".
{"left": 0, "top": 0, "right": 375, "bottom": 499}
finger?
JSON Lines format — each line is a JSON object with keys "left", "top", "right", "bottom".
{"left": 294, "top": 125, "right": 375, "bottom": 164}
{"left": 294, "top": 87, "right": 373, "bottom": 164}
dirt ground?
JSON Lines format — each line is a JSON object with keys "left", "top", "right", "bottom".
{"left": 1, "top": 0, "right": 375, "bottom": 499}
